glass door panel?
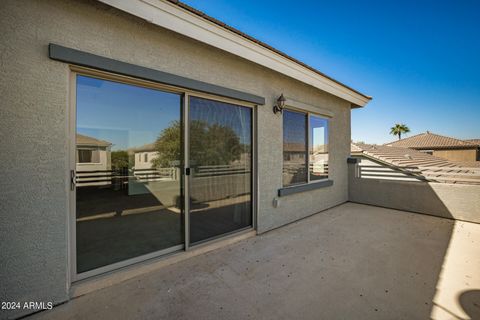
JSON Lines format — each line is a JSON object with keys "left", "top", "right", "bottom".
{"left": 188, "top": 96, "right": 252, "bottom": 244}
{"left": 75, "top": 75, "right": 183, "bottom": 274}
{"left": 309, "top": 115, "right": 329, "bottom": 181}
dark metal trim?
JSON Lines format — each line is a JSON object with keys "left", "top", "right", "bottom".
{"left": 278, "top": 180, "right": 333, "bottom": 197}
{"left": 48, "top": 43, "right": 265, "bottom": 105}
{"left": 347, "top": 157, "right": 359, "bottom": 164}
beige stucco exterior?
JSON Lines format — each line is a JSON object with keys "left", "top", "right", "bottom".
{"left": 134, "top": 151, "right": 158, "bottom": 170}
{"left": 348, "top": 162, "right": 480, "bottom": 224}
{"left": 432, "top": 148, "right": 478, "bottom": 163}
{"left": 0, "top": 0, "right": 353, "bottom": 318}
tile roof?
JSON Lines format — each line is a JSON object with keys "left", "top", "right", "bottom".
{"left": 283, "top": 143, "right": 307, "bottom": 153}
{"left": 465, "top": 139, "right": 480, "bottom": 146}
{"left": 351, "top": 143, "right": 457, "bottom": 168}
{"left": 129, "top": 143, "right": 156, "bottom": 153}
{"left": 454, "top": 161, "right": 480, "bottom": 168}
{"left": 350, "top": 143, "right": 364, "bottom": 153}
{"left": 76, "top": 134, "right": 111, "bottom": 147}
{"left": 351, "top": 143, "right": 480, "bottom": 184}
{"left": 384, "top": 132, "right": 478, "bottom": 150}
{"left": 166, "top": 0, "right": 371, "bottom": 101}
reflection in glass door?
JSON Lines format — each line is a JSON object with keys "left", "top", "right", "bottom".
{"left": 188, "top": 97, "right": 253, "bottom": 244}
{"left": 75, "top": 75, "right": 183, "bottom": 274}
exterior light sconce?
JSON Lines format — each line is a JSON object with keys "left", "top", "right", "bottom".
{"left": 273, "top": 94, "right": 286, "bottom": 114}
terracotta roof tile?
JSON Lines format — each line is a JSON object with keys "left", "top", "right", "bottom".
{"left": 76, "top": 134, "right": 111, "bottom": 147}
{"left": 129, "top": 143, "right": 156, "bottom": 153}
{"left": 384, "top": 132, "right": 478, "bottom": 150}
{"left": 351, "top": 143, "right": 480, "bottom": 184}
{"left": 284, "top": 143, "right": 307, "bottom": 153}
{"left": 351, "top": 143, "right": 458, "bottom": 168}
{"left": 465, "top": 139, "right": 480, "bottom": 146}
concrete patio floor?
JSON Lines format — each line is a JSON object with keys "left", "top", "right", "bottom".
{"left": 31, "top": 203, "right": 480, "bottom": 320}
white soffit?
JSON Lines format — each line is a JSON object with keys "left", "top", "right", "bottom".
{"left": 98, "top": 0, "right": 371, "bottom": 107}
{"left": 285, "top": 97, "right": 334, "bottom": 118}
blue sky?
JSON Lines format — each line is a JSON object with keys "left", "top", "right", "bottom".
{"left": 182, "top": 0, "right": 480, "bottom": 144}
{"left": 77, "top": 76, "right": 251, "bottom": 150}
{"left": 77, "top": 75, "right": 181, "bottom": 150}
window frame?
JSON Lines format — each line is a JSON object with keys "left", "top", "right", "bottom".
{"left": 282, "top": 107, "right": 330, "bottom": 187}
{"left": 68, "top": 66, "right": 259, "bottom": 282}
{"left": 76, "top": 148, "right": 101, "bottom": 164}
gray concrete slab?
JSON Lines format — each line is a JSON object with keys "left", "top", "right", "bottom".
{"left": 29, "top": 203, "right": 480, "bottom": 320}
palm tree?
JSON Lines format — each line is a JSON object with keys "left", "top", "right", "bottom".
{"left": 390, "top": 124, "right": 410, "bottom": 140}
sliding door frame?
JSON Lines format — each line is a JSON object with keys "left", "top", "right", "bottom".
{"left": 68, "top": 66, "right": 257, "bottom": 282}
{"left": 186, "top": 94, "right": 256, "bottom": 247}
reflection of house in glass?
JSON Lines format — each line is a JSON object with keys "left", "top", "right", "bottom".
{"left": 309, "top": 116, "right": 329, "bottom": 181}
{"left": 284, "top": 143, "right": 307, "bottom": 162}
{"left": 310, "top": 143, "right": 328, "bottom": 178}
{"left": 132, "top": 143, "right": 157, "bottom": 170}
{"left": 129, "top": 143, "right": 179, "bottom": 184}
{"left": 76, "top": 134, "right": 112, "bottom": 186}
{"left": 283, "top": 142, "right": 307, "bottom": 185}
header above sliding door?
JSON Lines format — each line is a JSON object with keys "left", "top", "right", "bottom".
{"left": 49, "top": 43, "right": 265, "bottom": 105}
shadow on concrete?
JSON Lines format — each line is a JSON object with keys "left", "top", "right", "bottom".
{"left": 30, "top": 203, "right": 473, "bottom": 320}
{"left": 347, "top": 159, "right": 480, "bottom": 319}
{"left": 459, "top": 289, "right": 480, "bottom": 319}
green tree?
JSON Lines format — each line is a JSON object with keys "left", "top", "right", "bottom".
{"left": 390, "top": 124, "right": 410, "bottom": 140}
{"left": 152, "top": 120, "right": 243, "bottom": 168}
{"left": 152, "top": 120, "right": 182, "bottom": 168}
{"left": 111, "top": 150, "right": 131, "bottom": 170}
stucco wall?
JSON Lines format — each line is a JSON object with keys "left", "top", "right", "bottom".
{"left": 0, "top": 0, "right": 352, "bottom": 317}
{"left": 348, "top": 163, "right": 480, "bottom": 223}
{"left": 134, "top": 152, "right": 158, "bottom": 170}
{"left": 432, "top": 148, "right": 478, "bottom": 162}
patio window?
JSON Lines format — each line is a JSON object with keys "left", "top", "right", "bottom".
{"left": 283, "top": 110, "right": 329, "bottom": 186}
{"left": 144, "top": 153, "right": 148, "bottom": 162}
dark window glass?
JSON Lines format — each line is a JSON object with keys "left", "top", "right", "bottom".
{"left": 189, "top": 96, "right": 252, "bottom": 244}
{"left": 78, "top": 149, "right": 93, "bottom": 163}
{"left": 309, "top": 115, "right": 329, "bottom": 181}
{"left": 75, "top": 75, "right": 183, "bottom": 273}
{"left": 283, "top": 110, "right": 307, "bottom": 186}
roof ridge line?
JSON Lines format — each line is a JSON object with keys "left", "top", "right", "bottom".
{"left": 166, "top": 0, "right": 371, "bottom": 100}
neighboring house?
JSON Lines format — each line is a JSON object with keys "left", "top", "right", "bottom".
{"left": 131, "top": 143, "right": 157, "bottom": 170}
{"left": 384, "top": 131, "right": 480, "bottom": 163}
{"left": 1, "top": 1, "right": 371, "bottom": 318}
{"left": 283, "top": 142, "right": 328, "bottom": 185}
{"left": 130, "top": 143, "right": 179, "bottom": 184}
{"left": 76, "top": 133, "right": 112, "bottom": 171}
{"left": 351, "top": 143, "right": 480, "bottom": 184}
{"left": 283, "top": 142, "right": 307, "bottom": 162}
{"left": 464, "top": 139, "right": 480, "bottom": 164}
{"left": 465, "top": 138, "right": 480, "bottom": 146}
{"left": 76, "top": 134, "right": 112, "bottom": 186}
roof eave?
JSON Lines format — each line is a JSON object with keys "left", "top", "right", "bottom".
{"left": 98, "top": 0, "right": 371, "bottom": 107}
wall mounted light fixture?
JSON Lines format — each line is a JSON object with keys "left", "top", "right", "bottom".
{"left": 273, "top": 94, "right": 286, "bottom": 114}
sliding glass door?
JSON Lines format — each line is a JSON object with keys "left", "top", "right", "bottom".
{"left": 75, "top": 75, "right": 183, "bottom": 274}
{"left": 74, "top": 74, "right": 253, "bottom": 277}
{"left": 188, "top": 97, "right": 252, "bottom": 244}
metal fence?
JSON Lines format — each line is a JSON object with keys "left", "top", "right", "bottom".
{"left": 76, "top": 164, "right": 250, "bottom": 187}
{"left": 356, "top": 163, "right": 480, "bottom": 185}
